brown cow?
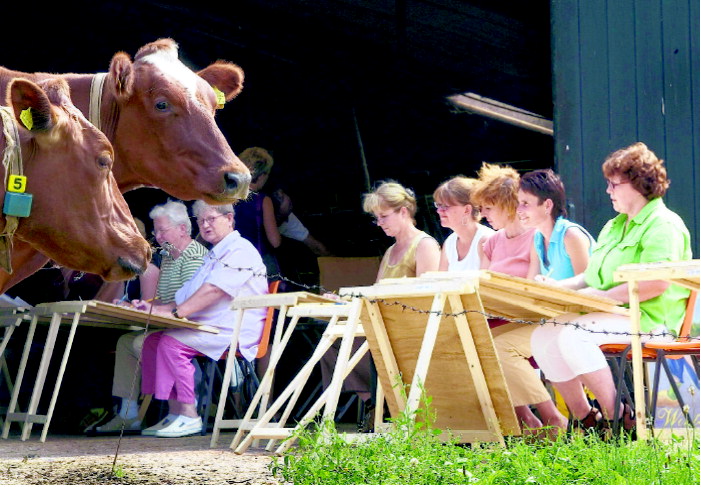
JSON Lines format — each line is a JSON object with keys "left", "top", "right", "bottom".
{"left": 0, "top": 78, "right": 151, "bottom": 291}
{"left": 0, "top": 38, "right": 249, "bottom": 291}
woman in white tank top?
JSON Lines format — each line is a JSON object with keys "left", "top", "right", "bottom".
{"left": 433, "top": 176, "right": 495, "bottom": 271}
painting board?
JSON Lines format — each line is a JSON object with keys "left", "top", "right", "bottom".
{"left": 341, "top": 276, "right": 520, "bottom": 443}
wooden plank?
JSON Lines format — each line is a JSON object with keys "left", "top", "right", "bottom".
{"left": 358, "top": 280, "right": 519, "bottom": 441}
{"left": 614, "top": 260, "right": 700, "bottom": 282}
{"left": 456, "top": 292, "right": 519, "bottom": 435}
{"left": 342, "top": 276, "right": 476, "bottom": 299}
{"left": 479, "top": 271, "right": 628, "bottom": 315}
{"left": 32, "top": 301, "right": 220, "bottom": 334}
{"left": 286, "top": 303, "right": 353, "bottom": 317}
{"left": 232, "top": 291, "right": 337, "bottom": 309}
{"left": 363, "top": 300, "right": 405, "bottom": 414}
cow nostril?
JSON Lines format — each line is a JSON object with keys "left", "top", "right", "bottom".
{"left": 224, "top": 172, "right": 239, "bottom": 191}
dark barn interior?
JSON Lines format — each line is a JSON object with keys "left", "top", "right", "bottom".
{"left": 3, "top": 0, "right": 554, "bottom": 288}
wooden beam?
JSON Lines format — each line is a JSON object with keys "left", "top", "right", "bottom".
{"left": 448, "top": 92, "right": 554, "bottom": 136}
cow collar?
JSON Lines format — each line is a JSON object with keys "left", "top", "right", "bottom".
{"left": 0, "top": 106, "right": 24, "bottom": 274}
{"left": 89, "top": 73, "right": 108, "bottom": 132}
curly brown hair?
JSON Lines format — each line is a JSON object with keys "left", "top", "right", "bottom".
{"left": 602, "top": 142, "right": 670, "bottom": 199}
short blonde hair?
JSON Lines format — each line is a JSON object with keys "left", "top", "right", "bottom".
{"left": 239, "top": 147, "right": 274, "bottom": 180}
{"left": 471, "top": 163, "right": 520, "bottom": 219}
{"left": 433, "top": 176, "right": 480, "bottom": 221}
{"left": 362, "top": 181, "right": 417, "bottom": 217}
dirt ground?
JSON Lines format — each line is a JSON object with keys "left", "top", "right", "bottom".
{"left": 0, "top": 432, "right": 287, "bottom": 485}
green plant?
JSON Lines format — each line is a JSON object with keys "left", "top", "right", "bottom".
{"left": 270, "top": 393, "right": 700, "bottom": 485}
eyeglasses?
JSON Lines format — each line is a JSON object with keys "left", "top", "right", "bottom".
{"left": 196, "top": 214, "right": 227, "bottom": 226}
{"left": 372, "top": 209, "right": 399, "bottom": 225}
{"left": 151, "top": 226, "right": 175, "bottom": 237}
{"left": 433, "top": 202, "right": 454, "bottom": 211}
{"left": 606, "top": 180, "right": 631, "bottom": 190}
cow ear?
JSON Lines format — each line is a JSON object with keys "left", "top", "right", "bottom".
{"left": 8, "top": 78, "right": 54, "bottom": 132}
{"left": 37, "top": 78, "right": 72, "bottom": 108}
{"left": 198, "top": 61, "right": 245, "bottom": 101}
{"left": 108, "top": 52, "right": 135, "bottom": 101}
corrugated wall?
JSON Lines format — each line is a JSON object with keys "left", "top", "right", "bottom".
{"left": 552, "top": 0, "right": 699, "bottom": 256}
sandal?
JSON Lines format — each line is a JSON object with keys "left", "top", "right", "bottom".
{"left": 570, "top": 407, "right": 603, "bottom": 434}
{"left": 601, "top": 401, "right": 637, "bottom": 441}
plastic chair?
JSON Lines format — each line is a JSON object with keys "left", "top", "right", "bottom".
{"left": 600, "top": 290, "right": 699, "bottom": 429}
{"left": 196, "top": 280, "right": 280, "bottom": 434}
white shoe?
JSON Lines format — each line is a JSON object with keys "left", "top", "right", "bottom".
{"left": 95, "top": 415, "right": 141, "bottom": 433}
{"left": 142, "top": 415, "right": 177, "bottom": 436}
{"left": 154, "top": 415, "right": 203, "bottom": 438}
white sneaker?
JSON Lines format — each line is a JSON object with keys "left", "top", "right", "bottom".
{"left": 142, "top": 415, "right": 177, "bottom": 436}
{"left": 154, "top": 415, "right": 203, "bottom": 438}
{"left": 95, "top": 415, "right": 141, "bottom": 433}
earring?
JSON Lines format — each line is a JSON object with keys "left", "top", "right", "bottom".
{"left": 461, "top": 215, "right": 470, "bottom": 226}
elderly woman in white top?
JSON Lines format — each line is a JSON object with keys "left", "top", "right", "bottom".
{"left": 134, "top": 201, "right": 268, "bottom": 438}
{"left": 433, "top": 176, "right": 495, "bottom": 271}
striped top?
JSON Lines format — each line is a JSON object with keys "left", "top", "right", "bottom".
{"left": 157, "top": 240, "right": 208, "bottom": 302}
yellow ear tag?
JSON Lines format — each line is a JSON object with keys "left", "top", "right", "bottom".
{"left": 212, "top": 86, "right": 226, "bottom": 109}
{"left": 20, "top": 108, "right": 33, "bottom": 130}
{"left": 7, "top": 175, "right": 27, "bottom": 193}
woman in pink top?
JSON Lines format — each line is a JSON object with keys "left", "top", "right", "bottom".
{"left": 473, "top": 163, "right": 567, "bottom": 437}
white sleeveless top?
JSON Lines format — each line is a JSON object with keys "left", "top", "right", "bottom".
{"left": 444, "top": 224, "right": 495, "bottom": 271}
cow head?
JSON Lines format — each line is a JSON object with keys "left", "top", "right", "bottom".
{"left": 4, "top": 78, "right": 151, "bottom": 282}
{"left": 107, "top": 38, "right": 251, "bottom": 203}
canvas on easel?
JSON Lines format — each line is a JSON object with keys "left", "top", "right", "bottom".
{"left": 343, "top": 276, "right": 521, "bottom": 444}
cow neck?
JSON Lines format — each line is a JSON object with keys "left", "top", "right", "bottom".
{"left": 0, "top": 107, "right": 24, "bottom": 274}
{"left": 89, "top": 73, "right": 119, "bottom": 145}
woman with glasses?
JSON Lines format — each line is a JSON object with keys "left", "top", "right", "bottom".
{"left": 135, "top": 201, "right": 268, "bottom": 438}
{"left": 530, "top": 142, "right": 691, "bottom": 437}
{"left": 88, "top": 200, "right": 208, "bottom": 434}
{"left": 472, "top": 163, "right": 568, "bottom": 438}
{"left": 433, "top": 176, "right": 494, "bottom": 271}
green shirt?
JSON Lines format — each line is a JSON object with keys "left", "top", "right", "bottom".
{"left": 584, "top": 198, "right": 691, "bottom": 333}
{"left": 157, "top": 240, "right": 208, "bottom": 302}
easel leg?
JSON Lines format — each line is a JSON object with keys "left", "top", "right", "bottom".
{"left": 21, "top": 313, "right": 62, "bottom": 441}
{"left": 2, "top": 315, "right": 36, "bottom": 439}
{"left": 405, "top": 293, "right": 446, "bottom": 417}
{"left": 40, "top": 313, "right": 81, "bottom": 442}
{"left": 273, "top": 340, "right": 370, "bottom": 454}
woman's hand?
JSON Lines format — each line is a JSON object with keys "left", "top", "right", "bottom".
{"left": 534, "top": 274, "right": 559, "bottom": 286}
{"left": 130, "top": 299, "right": 150, "bottom": 311}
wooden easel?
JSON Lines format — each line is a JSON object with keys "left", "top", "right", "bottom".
{"left": 209, "top": 291, "right": 338, "bottom": 447}
{"left": 229, "top": 299, "right": 359, "bottom": 454}
{"left": 232, "top": 275, "right": 520, "bottom": 454}
{"left": 1, "top": 300, "right": 218, "bottom": 442}
{"left": 345, "top": 276, "right": 520, "bottom": 444}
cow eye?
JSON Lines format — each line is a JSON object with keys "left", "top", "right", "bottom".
{"left": 97, "top": 154, "right": 112, "bottom": 169}
{"left": 155, "top": 100, "right": 170, "bottom": 112}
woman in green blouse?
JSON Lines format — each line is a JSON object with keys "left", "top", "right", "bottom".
{"left": 530, "top": 142, "right": 691, "bottom": 436}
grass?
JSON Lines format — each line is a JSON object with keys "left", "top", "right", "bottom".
{"left": 270, "top": 399, "right": 700, "bottom": 485}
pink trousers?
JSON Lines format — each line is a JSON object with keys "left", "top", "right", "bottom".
{"left": 141, "top": 331, "right": 199, "bottom": 404}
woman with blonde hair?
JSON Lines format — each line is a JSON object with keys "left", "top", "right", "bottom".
{"left": 321, "top": 181, "right": 440, "bottom": 420}
{"left": 472, "top": 163, "right": 568, "bottom": 436}
{"left": 364, "top": 181, "right": 441, "bottom": 280}
{"left": 433, "top": 176, "right": 494, "bottom": 271}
